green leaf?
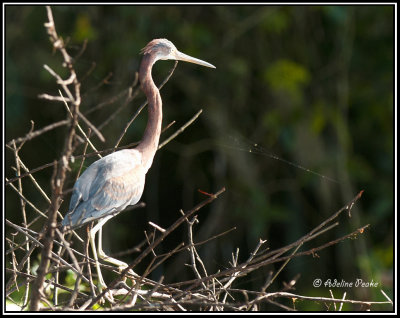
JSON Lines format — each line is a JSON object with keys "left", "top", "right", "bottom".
{"left": 264, "top": 59, "right": 310, "bottom": 102}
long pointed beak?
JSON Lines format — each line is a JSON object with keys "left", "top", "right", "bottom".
{"left": 175, "top": 51, "right": 216, "bottom": 69}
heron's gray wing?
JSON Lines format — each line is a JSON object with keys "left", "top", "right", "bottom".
{"left": 68, "top": 162, "right": 100, "bottom": 213}
{"left": 84, "top": 165, "right": 146, "bottom": 221}
{"left": 62, "top": 150, "right": 145, "bottom": 228}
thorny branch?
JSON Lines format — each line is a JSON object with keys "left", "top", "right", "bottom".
{"left": 5, "top": 6, "right": 392, "bottom": 312}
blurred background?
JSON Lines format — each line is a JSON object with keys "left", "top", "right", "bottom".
{"left": 5, "top": 5, "right": 394, "bottom": 310}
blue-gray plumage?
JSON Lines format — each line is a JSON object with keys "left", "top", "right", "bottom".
{"left": 61, "top": 38, "right": 215, "bottom": 298}
{"left": 62, "top": 149, "right": 145, "bottom": 229}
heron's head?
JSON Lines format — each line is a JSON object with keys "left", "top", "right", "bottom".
{"left": 141, "top": 38, "right": 215, "bottom": 68}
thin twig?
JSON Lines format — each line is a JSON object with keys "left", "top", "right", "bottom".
{"left": 158, "top": 109, "right": 203, "bottom": 149}
{"left": 6, "top": 119, "right": 69, "bottom": 147}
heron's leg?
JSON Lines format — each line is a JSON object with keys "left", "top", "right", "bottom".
{"left": 97, "top": 224, "right": 138, "bottom": 279}
{"left": 89, "top": 216, "right": 113, "bottom": 293}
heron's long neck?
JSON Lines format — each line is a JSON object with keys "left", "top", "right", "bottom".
{"left": 137, "top": 54, "right": 163, "bottom": 172}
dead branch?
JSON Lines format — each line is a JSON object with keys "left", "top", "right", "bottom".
{"left": 30, "top": 6, "right": 82, "bottom": 310}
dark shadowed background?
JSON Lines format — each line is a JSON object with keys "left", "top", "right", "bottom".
{"left": 5, "top": 5, "right": 394, "bottom": 310}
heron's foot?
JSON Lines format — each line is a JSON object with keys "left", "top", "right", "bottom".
{"left": 96, "top": 280, "right": 115, "bottom": 304}
{"left": 118, "top": 266, "right": 138, "bottom": 285}
{"left": 102, "top": 289, "right": 115, "bottom": 304}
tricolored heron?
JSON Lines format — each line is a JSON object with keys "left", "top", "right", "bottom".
{"left": 62, "top": 39, "right": 215, "bottom": 295}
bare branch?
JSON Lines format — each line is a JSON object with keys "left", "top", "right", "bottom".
{"left": 30, "top": 6, "right": 82, "bottom": 310}
{"left": 158, "top": 109, "right": 203, "bottom": 149}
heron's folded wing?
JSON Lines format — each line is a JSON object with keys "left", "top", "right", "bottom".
{"left": 86, "top": 166, "right": 146, "bottom": 220}
{"left": 63, "top": 150, "right": 144, "bottom": 227}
